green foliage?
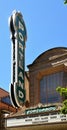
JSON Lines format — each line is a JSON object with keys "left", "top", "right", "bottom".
{"left": 61, "top": 100, "right": 67, "bottom": 114}
{"left": 56, "top": 86, "right": 67, "bottom": 99}
{"left": 56, "top": 86, "right": 67, "bottom": 114}
{"left": 64, "top": 0, "right": 67, "bottom": 4}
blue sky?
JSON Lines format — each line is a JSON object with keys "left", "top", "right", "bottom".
{"left": 0, "top": 0, "right": 67, "bottom": 91}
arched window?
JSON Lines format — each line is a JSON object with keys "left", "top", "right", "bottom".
{"left": 40, "top": 71, "right": 63, "bottom": 104}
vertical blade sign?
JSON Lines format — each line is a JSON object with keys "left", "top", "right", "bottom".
{"left": 9, "top": 10, "right": 27, "bottom": 108}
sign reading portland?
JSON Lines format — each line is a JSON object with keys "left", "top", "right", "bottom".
{"left": 9, "top": 10, "right": 27, "bottom": 107}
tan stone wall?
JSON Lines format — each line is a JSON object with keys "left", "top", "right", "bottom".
{"left": 25, "top": 72, "right": 29, "bottom": 102}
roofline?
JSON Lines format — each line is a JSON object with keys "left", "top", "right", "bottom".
{"left": 0, "top": 87, "right": 9, "bottom": 94}
{"left": 27, "top": 47, "right": 67, "bottom": 68}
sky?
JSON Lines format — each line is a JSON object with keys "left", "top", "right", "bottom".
{"left": 0, "top": 0, "right": 67, "bottom": 91}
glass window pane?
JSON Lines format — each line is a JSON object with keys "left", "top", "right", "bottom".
{"left": 40, "top": 71, "right": 63, "bottom": 104}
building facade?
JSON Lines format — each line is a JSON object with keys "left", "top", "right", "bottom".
{"left": 6, "top": 47, "right": 67, "bottom": 130}
{"left": 27, "top": 47, "right": 67, "bottom": 107}
{"left": 0, "top": 88, "right": 16, "bottom": 130}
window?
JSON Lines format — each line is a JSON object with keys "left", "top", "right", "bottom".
{"left": 2, "top": 96, "right": 12, "bottom": 105}
{"left": 40, "top": 71, "right": 63, "bottom": 104}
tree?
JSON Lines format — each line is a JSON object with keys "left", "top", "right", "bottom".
{"left": 56, "top": 86, "right": 67, "bottom": 114}
{"left": 56, "top": 87, "right": 67, "bottom": 99}
{"left": 64, "top": 0, "right": 67, "bottom": 4}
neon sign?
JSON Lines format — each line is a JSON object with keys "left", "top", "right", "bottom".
{"left": 25, "top": 106, "right": 56, "bottom": 115}
{"left": 9, "top": 10, "right": 27, "bottom": 108}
